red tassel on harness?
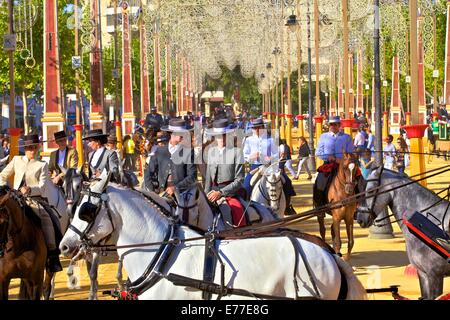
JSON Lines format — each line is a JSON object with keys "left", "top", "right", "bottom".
{"left": 119, "top": 291, "right": 138, "bottom": 300}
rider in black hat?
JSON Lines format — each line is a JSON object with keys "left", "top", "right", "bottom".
{"left": 83, "top": 129, "right": 120, "bottom": 181}
{"left": 143, "top": 119, "right": 197, "bottom": 199}
{"left": 48, "top": 130, "right": 79, "bottom": 186}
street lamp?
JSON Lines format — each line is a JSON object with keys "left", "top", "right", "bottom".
{"left": 285, "top": 14, "right": 299, "bottom": 33}
{"left": 365, "top": 83, "right": 370, "bottom": 115}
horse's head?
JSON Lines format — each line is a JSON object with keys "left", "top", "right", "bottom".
{"left": 174, "top": 185, "right": 201, "bottom": 225}
{"left": 0, "top": 186, "right": 25, "bottom": 252}
{"left": 340, "top": 152, "right": 359, "bottom": 195}
{"left": 356, "top": 166, "right": 393, "bottom": 228}
{"left": 264, "top": 168, "right": 283, "bottom": 212}
{"left": 60, "top": 171, "right": 113, "bottom": 259}
{"left": 0, "top": 186, "right": 12, "bottom": 249}
{"left": 62, "top": 168, "right": 87, "bottom": 219}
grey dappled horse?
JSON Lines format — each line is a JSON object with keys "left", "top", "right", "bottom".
{"left": 356, "top": 167, "right": 450, "bottom": 300}
{"left": 250, "top": 164, "right": 287, "bottom": 217}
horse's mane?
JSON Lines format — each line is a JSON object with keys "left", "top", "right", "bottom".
{"left": 380, "top": 167, "right": 443, "bottom": 198}
{"left": 0, "top": 185, "right": 10, "bottom": 196}
{"left": 0, "top": 186, "right": 42, "bottom": 228}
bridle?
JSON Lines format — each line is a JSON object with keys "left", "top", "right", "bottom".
{"left": 64, "top": 171, "right": 84, "bottom": 219}
{"left": 176, "top": 188, "right": 200, "bottom": 224}
{"left": 336, "top": 157, "right": 358, "bottom": 195}
{"left": 67, "top": 175, "right": 115, "bottom": 249}
{"left": 358, "top": 166, "right": 384, "bottom": 223}
{"left": 259, "top": 173, "right": 283, "bottom": 204}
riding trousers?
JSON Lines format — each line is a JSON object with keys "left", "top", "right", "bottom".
{"left": 27, "top": 198, "right": 57, "bottom": 251}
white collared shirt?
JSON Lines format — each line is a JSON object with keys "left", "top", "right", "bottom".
{"left": 91, "top": 147, "right": 105, "bottom": 167}
{"left": 57, "top": 149, "right": 66, "bottom": 167}
{"left": 168, "top": 143, "right": 179, "bottom": 155}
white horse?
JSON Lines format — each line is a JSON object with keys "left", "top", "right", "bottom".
{"left": 251, "top": 164, "right": 286, "bottom": 217}
{"left": 174, "top": 184, "right": 279, "bottom": 231}
{"left": 59, "top": 176, "right": 367, "bottom": 300}
{"left": 60, "top": 169, "right": 122, "bottom": 300}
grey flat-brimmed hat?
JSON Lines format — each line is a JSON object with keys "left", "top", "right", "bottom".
{"left": 250, "top": 117, "right": 266, "bottom": 128}
{"left": 328, "top": 116, "right": 341, "bottom": 124}
{"left": 206, "top": 119, "right": 236, "bottom": 136}
{"left": 161, "top": 119, "right": 194, "bottom": 133}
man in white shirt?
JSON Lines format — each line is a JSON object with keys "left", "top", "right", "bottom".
{"left": 243, "top": 118, "right": 278, "bottom": 196}
{"left": 383, "top": 134, "right": 396, "bottom": 170}
{"left": 48, "top": 130, "right": 78, "bottom": 186}
{"left": 354, "top": 126, "right": 366, "bottom": 154}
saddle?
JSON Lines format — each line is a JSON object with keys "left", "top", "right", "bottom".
{"left": 215, "top": 197, "right": 267, "bottom": 229}
{"left": 313, "top": 164, "right": 338, "bottom": 211}
{"left": 27, "top": 197, "right": 63, "bottom": 246}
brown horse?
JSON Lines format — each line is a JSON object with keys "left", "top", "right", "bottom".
{"left": 317, "top": 153, "right": 359, "bottom": 261}
{"left": 0, "top": 186, "right": 53, "bottom": 300}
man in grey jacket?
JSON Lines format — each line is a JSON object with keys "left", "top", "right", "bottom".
{"left": 204, "top": 119, "right": 245, "bottom": 201}
{"left": 144, "top": 119, "right": 197, "bottom": 196}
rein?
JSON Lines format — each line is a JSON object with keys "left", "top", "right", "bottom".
{"left": 372, "top": 184, "right": 450, "bottom": 228}
{"left": 87, "top": 164, "right": 450, "bottom": 252}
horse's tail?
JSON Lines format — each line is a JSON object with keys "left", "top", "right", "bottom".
{"left": 333, "top": 255, "right": 367, "bottom": 300}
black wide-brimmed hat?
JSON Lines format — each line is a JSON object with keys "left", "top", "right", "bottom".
{"left": 82, "top": 129, "right": 109, "bottom": 140}
{"left": 22, "top": 134, "right": 42, "bottom": 147}
{"left": 161, "top": 119, "right": 193, "bottom": 133}
{"left": 107, "top": 135, "right": 118, "bottom": 144}
{"left": 53, "top": 130, "right": 67, "bottom": 141}
{"left": 206, "top": 119, "right": 236, "bottom": 136}
{"left": 250, "top": 117, "right": 267, "bottom": 128}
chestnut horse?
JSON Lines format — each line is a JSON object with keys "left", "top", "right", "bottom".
{"left": 0, "top": 186, "right": 53, "bottom": 300}
{"left": 317, "top": 153, "right": 359, "bottom": 261}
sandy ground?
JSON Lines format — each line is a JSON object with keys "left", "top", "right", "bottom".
{"left": 6, "top": 157, "right": 450, "bottom": 300}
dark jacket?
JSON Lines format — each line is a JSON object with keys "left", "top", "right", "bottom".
{"left": 204, "top": 146, "right": 244, "bottom": 197}
{"left": 87, "top": 147, "right": 120, "bottom": 180}
{"left": 144, "top": 144, "right": 197, "bottom": 193}
{"left": 48, "top": 146, "right": 79, "bottom": 178}
{"left": 298, "top": 143, "right": 311, "bottom": 158}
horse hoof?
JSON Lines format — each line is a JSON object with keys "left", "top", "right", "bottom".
{"left": 337, "top": 252, "right": 342, "bottom": 257}
{"left": 343, "top": 254, "right": 350, "bottom": 261}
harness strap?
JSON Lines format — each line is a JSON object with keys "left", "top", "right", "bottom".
{"left": 202, "top": 238, "right": 219, "bottom": 300}
{"left": 127, "top": 224, "right": 180, "bottom": 296}
{"left": 287, "top": 235, "right": 321, "bottom": 299}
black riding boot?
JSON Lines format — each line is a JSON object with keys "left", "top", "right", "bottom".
{"left": 47, "top": 249, "right": 63, "bottom": 273}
